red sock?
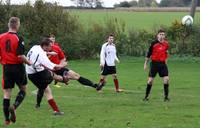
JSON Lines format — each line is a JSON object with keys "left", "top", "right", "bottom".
{"left": 114, "top": 79, "right": 119, "bottom": 91}
{"left": 99, "top": 79, "right": 104, "bottom": 84}
{"left": 48, "top": 99, "right": 59, "bottom": 112}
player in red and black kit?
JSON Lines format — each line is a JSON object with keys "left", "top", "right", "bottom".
{"left": 0, "top": 17, "right": 32, "bottom": 125}
{"left": 48, "top": 35, "right": 98, "bottom": 89}
{"left": 143, "top": 29, "right": 170, "bottom": 102}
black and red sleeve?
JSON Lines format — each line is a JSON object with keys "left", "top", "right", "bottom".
{"left": 146, "top": 40, "right": 157, "bottom": 58}
{"left": 16, "top": 36, "right": 25, "bottom": 55}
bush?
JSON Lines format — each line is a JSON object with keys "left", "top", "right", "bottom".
{"left": 0, "top": 0, "right": 200, "bottom": 59}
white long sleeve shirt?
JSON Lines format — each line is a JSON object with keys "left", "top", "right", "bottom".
{"left": 26, "top": 45, "right": 56, "bottom": 74}
{"left": 100, "top": 42, "right": 119, "bottom": 66}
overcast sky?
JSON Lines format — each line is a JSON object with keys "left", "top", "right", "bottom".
{"left": 2, "top": 0, "right": 161, "bottom": 7}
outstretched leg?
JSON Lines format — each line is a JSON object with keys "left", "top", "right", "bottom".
{"left": 67, "top": 70, "right": 98, "bottom": 89}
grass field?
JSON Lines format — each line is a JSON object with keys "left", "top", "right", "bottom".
{"left": 0, "top": 57, "right": 200, "bottom": 128}
{"left": 70, "top": 11, "right": 200, "bottom": 30}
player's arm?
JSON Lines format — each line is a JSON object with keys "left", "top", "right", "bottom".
{"left": 165, "top": 41, "right": 170, "bottom": 64}
{"left": 17, "top": 37, "right": 32, "bottom": 65}
{"left": 100, "top": 44, "right": 106, "bottom": 67}
{"left": 40, "top": 52, "right": 64, "bottom": 71}
{"left": 144, "top": 42, "right": 153, "bottom": 71}
{"left": 114, "top": 47, "right": 120, "bottom": 63}
{"left": 20, "top": 55, "right": 32, "bottom": 65}
{"left": 58, "top": 48, "right": 68, "bottom": 67}
{"left": 46, "top": 51, "right": 58, "bottom": 56}
{"left": 144, "top": 57, "right": 149, "bottom": 71}
{"left": 115, "top": 55, "right": 120, "bottom": 63}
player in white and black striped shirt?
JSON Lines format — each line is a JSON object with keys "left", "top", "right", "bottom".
{"left": 26, "top": 38, "right": 67, "bottom": 115}
{"left": 96, "top": 34, "right": 123, "bottom": 92}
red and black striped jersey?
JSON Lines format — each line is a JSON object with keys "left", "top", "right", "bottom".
{"left": 146, "top": 39, "right": 169, "bottom": 62}
{"left": 48, "top": 44, "right": 65, "bottom": 64}
{"left": 0, "top": 32, "right": 25, "bottom": 64}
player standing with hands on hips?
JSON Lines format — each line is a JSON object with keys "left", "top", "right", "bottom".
{"left": 97, "top": 34, "right": 123, "bottom": 92}
{"left": 143, "top": 29, "right": 170, "bottom": 102}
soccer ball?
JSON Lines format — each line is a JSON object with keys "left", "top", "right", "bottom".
{"left": 181, "top": 15, "right": 193, "bottom": 26}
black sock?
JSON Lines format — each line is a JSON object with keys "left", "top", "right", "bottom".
{"left": 3, "top": 99, "right": 10, "bottom": 121}
{"left": 37, "top": 89, "right": 45, "bottom": 106}
{"left": 145, "top": 84, "right": 152, "bottom": 98}
{"left": 78, "top": 77, "right": 97, "bottom": 88}
{"left": 13, "top": 90, "right": 26, "bottom": 109}
{"left": 54, "top": 80, "right": 58, "bottom": 85}
{"left": 164, "top": 84, "right": 169, "bottom": 98}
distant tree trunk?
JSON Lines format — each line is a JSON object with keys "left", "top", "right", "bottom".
{"left": 190, "top": 0, "right": 197, "bottom": 18}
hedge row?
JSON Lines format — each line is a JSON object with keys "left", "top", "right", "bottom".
{"left": 0, "top": 0, "right": 199, "bottom": 59}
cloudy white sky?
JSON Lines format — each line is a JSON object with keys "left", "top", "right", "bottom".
{"left": 2, "top": 0, "right": 161, "bottom": 7}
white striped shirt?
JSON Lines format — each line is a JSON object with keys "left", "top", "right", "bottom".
{"left": 100, "top": 42, "right": 119, "bottom": 66}
{"left": 26, "top": 45, "right": 56, "bottom": 74}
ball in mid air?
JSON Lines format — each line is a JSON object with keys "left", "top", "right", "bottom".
{"left": 181, "top": 15, "right": 193, "bottom": 26}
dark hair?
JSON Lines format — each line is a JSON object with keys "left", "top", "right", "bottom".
{"left": 109, "top": 33, "right": 115, "bottom": 37}
{"left": 49, "top": 34, "right": 55, "bottom": 38}
{"left": 106, "top": 33, "right": 115, "bottom": 40}
{"left": 8, "top": 17, "right": 20, "bottom": 29}
{"left": 40, "top": 37, "right": 52, "bottom": 47}
{"left": 157, "top": 29, "right": 165, "bottom": 34}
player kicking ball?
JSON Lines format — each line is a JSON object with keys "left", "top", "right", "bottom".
{"left": 96, "top": 34, "right": 123, "bottom": 92}
{"left": 26, "top": 38, "right": 68, "bottom": 115}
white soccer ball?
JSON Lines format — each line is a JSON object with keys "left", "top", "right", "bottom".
{"left": 181, "top": 15, "right": 193, "bottom": 26}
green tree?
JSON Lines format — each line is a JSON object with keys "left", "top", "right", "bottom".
{"left": 129, "top": 0, "right": 138, "bottom": 7}
{"left": 114, "top": 1, "right": 131, "bottom": 8}
{"left": 151, "top": 0, "right": 158, "bottom": 7}
{"left": 138, "top": 0, "right": 146, "bottom": 7}
{"left": 159, "top": 0, "right": 192, "bottom": 7}
{"left": 71, "top": 0, "right": 103, "bottom": 8}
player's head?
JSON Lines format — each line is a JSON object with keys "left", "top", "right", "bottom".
{"left": 107, "top": 34, "right": 115, "bottom": 43}
{"left": 49, "top": 34, "right": 55, "bottom": 43}
{"left": 157, "top": 29, "right": 165, "bottom": 42}
{"left": 8, "top": 17, "right": 20, "bottom": 31}
{"left": 40, "top": 37, "right": 53, "bottom": 52}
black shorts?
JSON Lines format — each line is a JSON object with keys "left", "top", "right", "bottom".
{"left": 2, "top": 64, "right": 27, "bottom": 89}
{"left": 28, "top": 69, "right": 53, "bottom": 90}
{"left": 149, "top": 61, "right": 169, "bottom": 78}
{"left": 101, "top": 63, "right": 116, "bottom": 76}
{"left": 54, "top": 68, "right": 69, "bottom": 76}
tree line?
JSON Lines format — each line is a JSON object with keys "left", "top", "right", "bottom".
{"left": 114, "top": 0, "right": 200, "bottom": 8}
{"left": 0, "top": 0, "right": 200, "bottom": 59}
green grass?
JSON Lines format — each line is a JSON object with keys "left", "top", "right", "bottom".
{"left": 70, "top": 11, "right": 200, "bottom": 30}
{"left": 0, "top": 57, "right": 200, "bottom": 128}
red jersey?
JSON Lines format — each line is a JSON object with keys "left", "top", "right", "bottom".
{"left": 0, "top": 32, "right": 25, "bottom": 65}
{"left": 147, "top": 40, "right": 169, "bottom": 62}
{"left": 49, "top": 44, "right": 65, "bottom": 64}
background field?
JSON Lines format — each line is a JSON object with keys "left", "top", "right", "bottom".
{"left": 70, "top": 11, "right": 200, "bottom": 30}
{"left": 0, "top": 57, "right": 200, "bottom": 128}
